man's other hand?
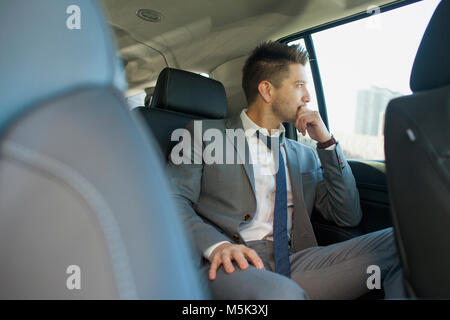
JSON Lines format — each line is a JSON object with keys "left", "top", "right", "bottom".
{"left": 208, "top": 243, "right": 265, "bottom": 280}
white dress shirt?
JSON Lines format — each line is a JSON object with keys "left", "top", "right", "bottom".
{"left": 203, "top": 109, "right": 293, "bottom": 259}
{"left": 203, "top": 109, "right": 335, "bottom": 260}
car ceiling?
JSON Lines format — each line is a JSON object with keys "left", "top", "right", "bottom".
{"left": 101, "top": 0, "right": 397, "bottom": 111}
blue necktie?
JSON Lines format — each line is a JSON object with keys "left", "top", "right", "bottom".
{"left": 256, "top": 131, "right": 291, "bottom": 278}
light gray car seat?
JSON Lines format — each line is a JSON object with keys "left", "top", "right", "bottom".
{"left": 0, "top": 0, "right": 206, "bottom": 299}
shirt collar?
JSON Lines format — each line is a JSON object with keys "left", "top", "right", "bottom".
{"left": 240, "top": 109, "right": 286, "bottom": 144}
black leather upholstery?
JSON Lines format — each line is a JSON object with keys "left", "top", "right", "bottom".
{"left": 135, "top": 107, "right": 201, "bottom": 160}
{"left": 385, "top": 0, "right": 450, "bottom": 299}
{"left": 410, "top": 0, "right": 450, "bottom": 92}
{"left": 151, "top": 68, "right": 228, "bottom": 118}
{"left": 0, "top": 0, "right": 205, "bottom": 299}
{"left": 134, "top": 67, "right": 228, "bottom": 159}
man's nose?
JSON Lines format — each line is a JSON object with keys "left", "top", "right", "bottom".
{"left": 302, "top": 88, "right": 311, "bottom": 103}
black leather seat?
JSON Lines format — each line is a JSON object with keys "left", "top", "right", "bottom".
{"left": 0, "top": 0, "right": 205, "bottom": 299}
{"left": 133, "top": 67, "right": 228, "bottom": 160}
{"left": 384, "top": 0, "right": 450, "bottom": 299}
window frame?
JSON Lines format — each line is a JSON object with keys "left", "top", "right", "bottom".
{"left": 278, "top": 0, "right": 423, "bottom": 142}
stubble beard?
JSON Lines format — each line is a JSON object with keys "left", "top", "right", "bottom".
{"left": 272, "top": 97, "right": 298, "bottom": 123}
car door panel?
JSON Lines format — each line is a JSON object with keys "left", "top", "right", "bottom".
{"left": 312, "top": 160, "right": 392, "bottom": 245}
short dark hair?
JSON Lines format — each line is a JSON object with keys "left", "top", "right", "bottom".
{"left": 242, "top": 41, "right": 309, "bottom": 104}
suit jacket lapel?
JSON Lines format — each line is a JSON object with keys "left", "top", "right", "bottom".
{"left": 283, "top": 139, "right": 308, "bottom": 219}
{"left": 284, "top": 139, "right": 318, "bottom": 252}
{"left": 224, "top": 114, "right": 256, "bottom": 196}
{"left": 223, "top": 116, "right": 317, "bottom": 251}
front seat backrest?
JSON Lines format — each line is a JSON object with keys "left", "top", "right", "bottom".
{"left": 0, "top": 0, "right": 205, "bottom": 299}
{"left": 384, "top": 0, "right": 450, "bottom": 299}
{"left": 133, "top": 67, "right": 228, "bottom": 159}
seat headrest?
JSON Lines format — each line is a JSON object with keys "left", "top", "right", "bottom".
{"left": 410, "top": 0, "right": 450, "bottom": 92}
{"left": 151, "top": 67, "right": 228, "bottom": 119}
{"left": 0, "top": 0, "right": 126, "bottom": 131}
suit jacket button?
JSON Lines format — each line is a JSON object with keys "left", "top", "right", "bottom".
{"left": 243, "top": 214, "right": 252, "bottom": 221}
{"left": 232, "top": 234, "right": 240, "bottom": 242}
{"left": 338, "top": 155, "right": 345, "bottom": 169}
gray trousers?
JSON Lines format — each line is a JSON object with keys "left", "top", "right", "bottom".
{"left": 201, "top": 227, "right": 405, "bottom": 299}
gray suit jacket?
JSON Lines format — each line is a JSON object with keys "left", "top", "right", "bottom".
{"left": 167, "top": 114, "right": 362, "bottom": 258}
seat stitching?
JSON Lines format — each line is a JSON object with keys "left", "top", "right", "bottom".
{"left": 2, "top": 140, "right": 138, "bottom": 299}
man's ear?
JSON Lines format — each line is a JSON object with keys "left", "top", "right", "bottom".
{"left": 257, "top": 81, "right": 273, "bottom": 103}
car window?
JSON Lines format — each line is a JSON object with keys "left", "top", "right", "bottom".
{"left": 126, "top": 91, "right": 146, "bottom": 109}
{"left": 289, "top": 0, "right": 441, "bottom": 159}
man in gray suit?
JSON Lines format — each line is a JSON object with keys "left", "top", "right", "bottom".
{"left": 167, "top": 41, "right": 404, "bottom": 299}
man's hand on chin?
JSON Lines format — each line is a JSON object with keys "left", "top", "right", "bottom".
{"left": 295, "top": 106, "right": 332, "bottom": 143}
